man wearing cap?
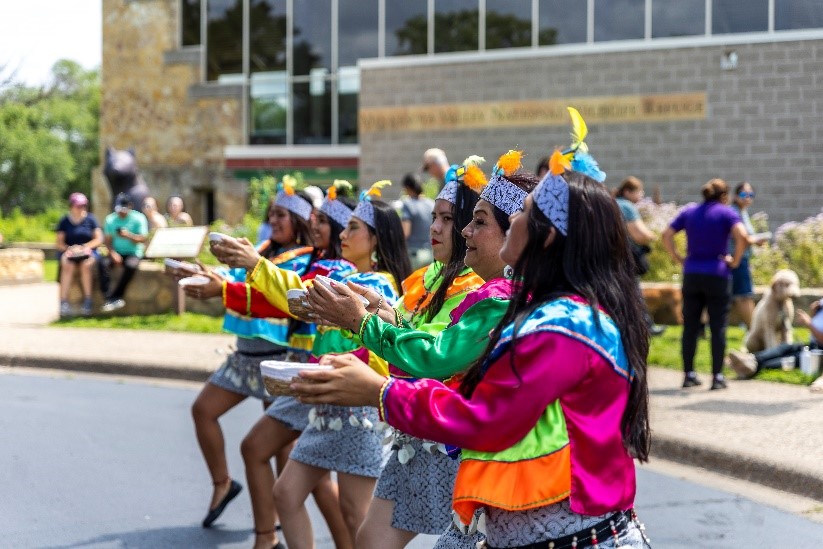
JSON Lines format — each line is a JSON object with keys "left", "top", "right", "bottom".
{"left": 100, "top": 192, "right": 149, "bottom": 312}
{"left": 422, "top": 148, "right": 450, "bottom": 187}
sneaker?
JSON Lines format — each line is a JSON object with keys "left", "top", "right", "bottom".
{"left": 650, "top": 324, "right": 667, "bottom": 337}
{"left": 59, "top": 300, "right": 73, "bottom": 318}
{"left": 682, "top": 374, "right": 702, "bottom": 388}
{"left": 80, "top": 298, "right": 93, "bottom": 317}
{"left": 101, "top": 298, "right": 126, "bottom": 313}
{"left": 710, "top": 375, "right": 728, "bottom": 390}
{"left": 728, "top": 350, "right": 757, "bottom": 380}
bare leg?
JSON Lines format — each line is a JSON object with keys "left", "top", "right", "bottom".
{"left": 241, "top": 415, "right": 299, "bottom": 549}
{"left": 80, "top": 257, "right": 95, "bottom": 297}
{"left": 59, "top": 256, "right": 75, "bottom": 301}
{"left": 274, "top": 460, "right": 332, "bottom": 549}
{"left": 191, "top": 383, "right": 246, "bottom": 509}
{"left": 313, "top": 475, "right": 352, "bottom": 549}
{"left": 338, "top": 472, "right": 377, "bottom": 546}
{"left": 357, "top": 496, "right": 417, "bottom": 549}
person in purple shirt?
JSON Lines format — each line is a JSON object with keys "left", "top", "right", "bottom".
{"left": 662, "top": 178, "right": 747, "bottom": 390}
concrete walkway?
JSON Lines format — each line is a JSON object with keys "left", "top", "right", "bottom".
{"left": 2, "top": 282, "right": 822, "bottom": 501}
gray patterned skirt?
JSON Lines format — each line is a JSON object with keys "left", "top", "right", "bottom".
{"left": 265, "top": 396, "right": 311, "bottom": 432}
{"left": 374, "top": 435, "right": 461, "bottom": 535}
{"left": 288, "top": 404, "right": 385, "bottom": 478}
{"left": 208, "top": 349, "right": 288, "bottom": 400}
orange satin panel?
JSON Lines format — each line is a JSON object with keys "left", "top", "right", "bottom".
{"left": 452, "top": 445, "right": 572, "bottom": 525}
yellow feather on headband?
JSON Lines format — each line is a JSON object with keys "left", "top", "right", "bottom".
{"left": 328, "top": 179, "right": 352, "bottom": 200}
{"left": 462, "top": 155, "right": 486, "bottom": 168}
{"left": 463, "top": 164, "right": 487, "bottom": 192}
{"left": 567, "top": 107, "right": 589, "bottom": 153}
{"left": 494, "top": 150, "right": 523, "bottom": 176}
{"left": 366, "top": 179, "right": 392, "bottom": 198}
{"left": 282, "top": 174, "right": 297, "bottom": 195}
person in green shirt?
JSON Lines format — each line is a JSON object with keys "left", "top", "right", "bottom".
{"left": 100, "top": 192, "right": 149, "bottom": 312}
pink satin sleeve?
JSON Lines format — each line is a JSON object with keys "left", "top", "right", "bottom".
{"left": 382, "top": 332, "right": 594, "bottom": 452}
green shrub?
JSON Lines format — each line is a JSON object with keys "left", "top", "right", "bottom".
{"left": 0, "top": 207, "right": 62, "bottom": 243}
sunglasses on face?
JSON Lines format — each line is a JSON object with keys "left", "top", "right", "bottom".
{"left": 738, "top": 191, "right": 755, "bottom": 199}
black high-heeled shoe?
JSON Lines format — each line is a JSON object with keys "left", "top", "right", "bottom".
{"left": 202, "top": 479, "right": 243, "bottom": 528}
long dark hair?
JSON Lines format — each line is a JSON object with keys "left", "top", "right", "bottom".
{"left": 368, "top": 200, "right": 412, "bottom": 289}
{"left": 460, "top": 171, "right": 651, "bottom": 462}
{"left": 423, "top": 185, "right": 480, "bottom": 322}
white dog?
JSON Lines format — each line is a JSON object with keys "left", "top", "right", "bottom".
{"left": 745, "top": 269, "right": 800, "bottom": 353}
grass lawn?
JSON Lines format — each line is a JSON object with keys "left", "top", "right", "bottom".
{"left": 53, "top": 312, "right": 223, "bottom": 333}
{"left": 649, "top": 324, "right": 817, "bottom": 386}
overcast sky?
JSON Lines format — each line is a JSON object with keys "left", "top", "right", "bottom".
{"left": 0, "top": 0, "right": 102, "bottom": 85}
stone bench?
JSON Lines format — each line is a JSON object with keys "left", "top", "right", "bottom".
{"left": 0, "top": 248, "right": 45, "bottom": 285}
{"left": 64, "top": 261, "right": 225, "bottom": 317}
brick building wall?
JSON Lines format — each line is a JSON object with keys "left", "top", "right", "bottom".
{"left": 359, "top": 39, "right": 823, "bottom": 228}
{"left": 98, "top": 0, "right": 246, "bottom": 224}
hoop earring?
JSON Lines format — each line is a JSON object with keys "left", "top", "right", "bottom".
{"left": 371, "top": 250, "right": 379, "bottom": 267}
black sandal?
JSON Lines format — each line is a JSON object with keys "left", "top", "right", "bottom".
{"left": 201, "top": 478, "right": 243, "bottom": 528}
{"left": 255, "top": 529, "right": 285, "bottom": 549}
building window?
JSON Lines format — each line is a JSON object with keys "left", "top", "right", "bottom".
{"left": 293, "top": 0, "right": 332, "bottom": 76}
{"left": 713, "top": 0, "right": 768, "bottom": 34}
{"left": 538, "top": 0, "right": 586, "bottom": 45}
{"left": 386, "top": 0, "right": 428, "bottom": 55}
{"left": 485, "top": 0, "right": 531, "bottom": 49}
{"left": 337, "top": 67, "right": 359, "bottom": 144}
{"left": 594, "top": 0, "right": 644, "bottom": 42}
{"left": 249, "top": 0, "right": 287, "bottom": 73}
{"left": 250, "top": 72, "right": 288, "bottom": 145}
{"left": 776, "top": 0, "right": 823, "bottom": 30}
{"left": 206, "top": 0, "right": 243, "bottom": 81}
{"left": 339, "top": 0, "right": 379, "bottom": 67}
{"left": 181, "top": 0, "right": 201, "bottom": 46}
{"left": 293, "top": 74, "right": 332, "bottom": 145}
{"left": 434, "top": 0, "right": 480, "bottom": 54}
{"left": 652, "top": 0, "right": 704, "bottom": 38}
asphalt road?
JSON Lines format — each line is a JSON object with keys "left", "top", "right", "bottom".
{"left": 2, "top": 368, "right": 823, "bottom": 548}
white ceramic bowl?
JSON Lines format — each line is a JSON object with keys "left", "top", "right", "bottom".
{"left": 178, "top": 275, "right": 211, "bottom": 287}
{"left": 287, "top": 288, "right": 309, "bottom": 300}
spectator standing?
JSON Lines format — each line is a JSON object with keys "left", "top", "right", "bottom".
{"left": 421, "top": 148, "right": 450, "bottom": 187}
{"left": 56, "top": 193, "right": 104, "bottom": 317}
{"left": 100, "top": 193, "right": 149, "bottom": 312}
{"left": 166, "top": 195, "right": 194, "bottom": 227}
{"left": 141, "top": 197, "right": 168, "bottom": 230}
{"left": 729, "top": 182, "right": 769, "bottom": 329}
{"left": 615, "top": 177, "right": 665, "bottom": 336}
{"left": 399, "top": 173, "right": 435, "bottom": 270}
{"left": 662, "top": 179, "right": 748, "bottom": 390}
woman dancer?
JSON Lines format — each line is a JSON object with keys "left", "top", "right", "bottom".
{"left": 186, "top": 183, "right": 342, "bottom": 549}
{"left": 242, "top": 181, "right": 411, "bottom": 548}
{"left": 210, "top": 182, "right": 357, "bottom": 549}
{"left": 294, "top": 165, "right": 653, "bottom": 548}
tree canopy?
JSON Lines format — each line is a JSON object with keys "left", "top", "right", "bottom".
{"left": 0, "top": 60, "right": 99, "bottom": 214}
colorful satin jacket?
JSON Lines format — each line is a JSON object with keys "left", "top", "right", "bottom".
{"left": 220, "top": 246, "right": 314, "bottom": 351}
{"left": 379, "top": 296, "right": 636, "bottom": 523}
{"left": 247, "top": 257, "right": 400, "bottom": 375}
{"left": 386, "top": 262, "right": 483, "bottom": 377}
{"left": 360, "top": 277, "right": 511, "bottom": 380}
